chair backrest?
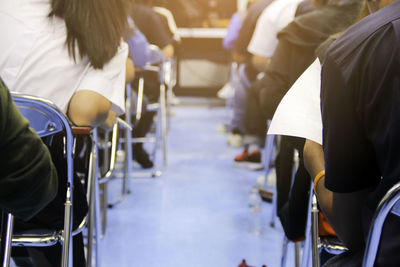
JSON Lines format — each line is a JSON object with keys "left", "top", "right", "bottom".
{"left": 12, "top": 94, "right": 66, "bottom": 137}
{"left": 362, "top": 181, "right": 400, "bottom": 267}
{"left": 11, "top": 93, "right": 75, "bottom": 267}
{"left": 12, "top": 92, "right": 74, "bottom": 185}
{"left": 12, "top": 92, "right": 74, "bottom": 184}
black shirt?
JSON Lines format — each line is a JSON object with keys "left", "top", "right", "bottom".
{"left": 321, "top": 0, "right": 400, "bottom": 209}
{"left": 321, "top": 2, "right": 400, "bottom": 265}
{"left": 131, "top": 4, "right": 173, "bottom": 49}
{"left": 253, "top": 0, "right": 362, "bottom": 119}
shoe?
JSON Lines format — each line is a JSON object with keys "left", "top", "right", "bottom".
{"left": 258, "top": 188, "right": 273, "bottom": 203}
{"left": 234, "top": 148, "right": 264, "bottom": 170}
{"left": 217, "top": 82, "right": 234, "bottom": 99}
{"left": 227, "top": 133, "right": 243, "bottom": 147}
{"left": 132, "top": 144, "right": 154, "bottom": 169}
{"left": 238, "top": 259, "right": 255, "bottom": 267}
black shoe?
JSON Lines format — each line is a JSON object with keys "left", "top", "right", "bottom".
{"left": 132, "top": 145, "right": 154, "bottom": 169}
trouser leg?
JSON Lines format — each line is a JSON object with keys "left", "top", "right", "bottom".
{"left": 277, "top": 136, "right": 311, "bottom": 241}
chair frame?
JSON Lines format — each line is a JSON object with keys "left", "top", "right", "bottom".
{"left": 1, "top": 93, "right": 94, "bottom": 267}
{"left": 124, "top": 45, "right": 168, "bottom": 179}
{"left": 362, "top": 181, "right": 400, "bottom": 267}
{"left": 305, "top": 181, "right": 400, "bottom": 267}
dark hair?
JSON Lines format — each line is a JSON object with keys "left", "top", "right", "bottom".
{"left": 50, "top": 0, "right": 130, "bottom": 69}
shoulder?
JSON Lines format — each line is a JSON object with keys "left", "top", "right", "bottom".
{"left": 326, "top": 2, "right": 400, "bottom": 67}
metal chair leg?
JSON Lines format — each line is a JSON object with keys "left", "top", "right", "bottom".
{"left": 61, "top": 186, "right": 73, "bottom": 267}
{"left": 263, "top": 133, "right": 276, "bottom": 188}
{"left": 295, "top": 242, "right": 301, "bottom": 267}
{"left": 109, "top": 85, "right": 133, "bottom": 208}
{"left": 136, "top": 77, "right": 145, "bottom": 121}
{"left": 281, "top": 236, "right": 289, "bottom": 267}
{"left": 264, "top": 132, "right": 276, "bottom": 227}
{"left": 160, "top": 83, "right": 167, "bottom": 169}
{"left": 269, "top": 192, "right": 277, "bottom": 228}
{"left": 101, "top": 183, "right": 108, "bottom": 238}
{"left": 301, "top": 182, "right": 314, "bottom": 267}
{"left": 87, "top": 139, "right": 97, "bottom": 267}
{"left": 100, "top": 132, "right": 110, "bottom": 238}
{"left": 94, "top": 132, "right": 101, "bottom": 267}
{"left": 1, "top": 213, "right": 14, "bottom": 267}
{"left": 311, "top": 194, "right": 320, "bottom": 267}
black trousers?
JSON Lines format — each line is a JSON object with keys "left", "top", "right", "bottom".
{"left": 244, "top": 83, "right": 269, "bottom": 141}
{"left": 276, "top": 136, "right": 310, "bottom": 241}
{"left": 131, "top": 71, "right": 161, "bottom": 139}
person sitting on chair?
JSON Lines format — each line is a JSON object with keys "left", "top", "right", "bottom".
{"left": 304, "top": 0, "right": 400, "bottom": 265}
{"left": 0, "top": 0, "right": 131, "bottom": 265}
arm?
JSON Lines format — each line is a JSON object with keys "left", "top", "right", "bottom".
{"left": 126, "top": 57, "right": 135, "bottom": 83}
{"left": 67, "top": 90, "right": 112, "bottom": 127}
{"left": 232, "top": 51, "right": 247, "bottom": 64}
{"left": 251, "top": 55, "right": 271, "bottom": 72}
{"left": 70, "top": 42, "right": 129, "bottom": 128}
{"left": 303, "top": 139, "right": 370, "bottom": 251}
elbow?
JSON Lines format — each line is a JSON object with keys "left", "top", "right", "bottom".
{"left": 68, "top": 90, "right": 112, "bottom": 127}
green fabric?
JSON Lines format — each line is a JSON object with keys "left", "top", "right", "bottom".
{"left": 0, "top": 79, "right": 58, "bottom": 221}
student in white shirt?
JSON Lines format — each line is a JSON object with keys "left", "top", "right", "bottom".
{"left": 0, "top": 0, "right": 131, "bottom": 128}
{"left": 0, "top": 0, "right": 131, "bottom": 266}
{"left": 248, "top": 0, "right": 303, "bottom": 72}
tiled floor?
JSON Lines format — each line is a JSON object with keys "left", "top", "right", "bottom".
{"left": 100, "top": 98, "right": 295, "bottom": 267}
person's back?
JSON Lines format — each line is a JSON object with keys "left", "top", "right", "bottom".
{"left": 131, "top": 3, "right": 173, "bottom": 51}
{"left": 0, "top": 79, "right": 57, "bottom": 221}
{"left": 320, "top": 2, "right": 400, "bottom": 265}
{"left": 0, "top": 0, "right": 130, "bottom": 265}
{"left": 0, "top": 0, "right": 129, "bottom": 127}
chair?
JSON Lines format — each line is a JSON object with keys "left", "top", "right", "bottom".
{"left": 362, "top": 181, "right": 400, "bottom": 267}
{"left": 307, "top": 181, "right": 400, "bottom": 267}
{"left": 302, "top": 186, "right": 348, "bottom": 267}
{"left": 97, "top": 121, "right": 130, "bottom": 237}
{"left": 0, "top": 212, "right": 14, "bottom": 267}
{"left": 125, "top": 45, "right": 168, "bottom": 178}
{"left": 1, "top": 93, "right": 95, "bottom": 267}
{"left": 263, "top": 125, "right": 277, "bottom": 227}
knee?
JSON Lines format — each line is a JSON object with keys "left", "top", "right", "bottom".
{"left": 259, "top": 88, "right": 284, "bottom": 119}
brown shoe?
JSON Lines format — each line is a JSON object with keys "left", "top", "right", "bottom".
{"left": 258, "top": 188, "right": 273, "bottom": 203}
{"left": 238, "top": 259, "right": 255, "bottom": 267}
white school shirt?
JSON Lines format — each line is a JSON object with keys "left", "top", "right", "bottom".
{"left": 247, "top": 0, "right": 301, "bottom": 58}
{"left": 0, "top": 0, "right": 128, "bottom": 115}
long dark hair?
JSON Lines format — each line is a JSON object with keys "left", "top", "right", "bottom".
{"left": 50, "top": 0, "right": 130, "bottom": 69}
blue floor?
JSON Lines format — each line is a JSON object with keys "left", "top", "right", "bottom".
{"left": 101, "top": 98, "right": 294, "bottom": 267}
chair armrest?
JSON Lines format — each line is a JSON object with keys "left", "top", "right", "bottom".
{"left": 71, "top": 126, "right": 92, "bottom": 135}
